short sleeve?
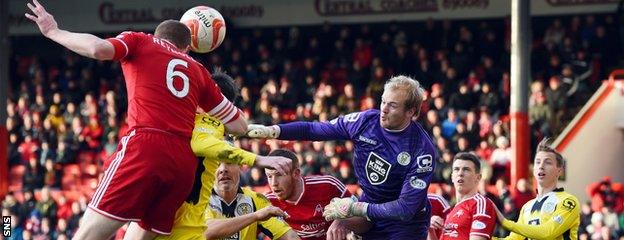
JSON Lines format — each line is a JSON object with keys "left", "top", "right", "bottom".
{"left": 106, "top": 31, "right": 141, "bottom": 60}
{"left": 470, "top": 196, "right": 497, "bottom": 239}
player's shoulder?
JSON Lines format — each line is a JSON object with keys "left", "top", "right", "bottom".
{"left": 358, "top": 109, "right": 380, "bottom": 120}
{"left": 428, "top": 194, "right": 451, "bottom": 208}
{"left": 470, "top": 194, "right": 496, "bottom": 216}
{"left": 304, "top": 175, "right": 346, "bottom": 194}
{"left": 115, "top": 31, "right": 145, "bottom": 38}
{"left": 554, "top": 189, "right": 580, "bottom": 211}
{"left": 242, "top": 187, "right": 271, "bottom": 203}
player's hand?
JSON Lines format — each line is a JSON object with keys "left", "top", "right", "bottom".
{"left": 246, "top": 124, "right": 280, "bottom": 139}
{"left": 25, "top": 0, "right": 59, "bottom": 37}
{"left": 327, "top": 219, "right": 349, "bottom": 240}
{"left": 254, "top": 206, "right": 289, "bottom": 222}
{"left": 430, "top": 215, "right": 444, "bottom": 230}
{"left": 323, "top": 196, "right": 367, "bottom": 221}
{"left": 255, "top": 155, "right": 292, "bottom": 175}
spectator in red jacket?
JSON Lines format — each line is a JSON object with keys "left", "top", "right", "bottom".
{"left": 587, "top": 177, "right": 624, "bottom": 214}
{"left": 512, "top": 178, "right": 534, "bottom": 210}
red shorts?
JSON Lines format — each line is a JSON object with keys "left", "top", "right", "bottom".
{"left": 88, "top": 128, "right": 198, "bottom": 234}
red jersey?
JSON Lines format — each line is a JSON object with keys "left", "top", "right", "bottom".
{"left": 441, "top": 194, "right": 496, "bottom": 240}
{"left": 428, "top": 194, "right": 451, "bottom": 238}
{"left": 106, "top": 31, "right": 239, "bottom": 137}
{"left": 266, "top": 175, "right": 351, "bottom": 240}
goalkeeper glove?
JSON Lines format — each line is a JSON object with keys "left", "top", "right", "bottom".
{"left": 323, "top": 196, "right": 368, "bottom": 221}
{"left": 246, "top": 124, "right": 280, "bottom": 139}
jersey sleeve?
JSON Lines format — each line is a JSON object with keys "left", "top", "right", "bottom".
{"left": 278, "top": 111, "right": 366, "bottom": 141}
{"left": 199, "top": 69, "right": 241, "bottom": 124}
{"left": 191, "top": 119, "right": 255, "bottom": 166}
{"left": 106, "top": 31, "right": 141, "bottom": 60}
{"left": 470, "top": 196, "right": 497, "bottom": 239}
{"left": 253, "top": 191, "right": 291, "bottom": 239}
{"left": 501, "top": 195, "right": 580, "bottom": 239}
{"left": 366, "top": 144, "right": 437, "bottom": 221}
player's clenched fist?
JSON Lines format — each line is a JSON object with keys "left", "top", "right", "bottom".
{"left": 246, "top": 124, "right": 280, "bottom": 138}
{"left": 323, "top": 196, "right": 368, "bottom": 221}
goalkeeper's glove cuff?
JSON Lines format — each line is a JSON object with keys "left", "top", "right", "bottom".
{"left": 350, "top": 201, "right": 369, "bottom": 219}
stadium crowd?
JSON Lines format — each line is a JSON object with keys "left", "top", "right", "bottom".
{"left": 3, "top": 14, "right": 624, "bottom": 239}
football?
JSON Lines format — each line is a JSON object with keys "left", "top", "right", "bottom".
{"left": 179, "top": 6, "right": 226, "bottom": 53}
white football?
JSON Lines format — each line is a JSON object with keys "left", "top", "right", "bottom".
{"left": 180, "top": 6, "right": 226, "bottom": 53}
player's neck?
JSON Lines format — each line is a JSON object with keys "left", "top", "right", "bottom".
{"left": 457, "top": 190, "right": 478, "bottom": 202}
{"left": 219, "top": 189, "right": 237, "bottom": 204}
{"left": 287, "top": 177, "right": 305, "bottom": 203}
{"left": 537, "top": 182, "right": 557, "bottom": 198}
{"left": 384, "top": 120, "right": 411, "bottom": 132}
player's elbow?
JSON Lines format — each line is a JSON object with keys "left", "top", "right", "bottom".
{"left": 396, "top": 204, "right": 419, "bottom": 221}
{"left": 204, "top": 221, "right": 221, "bottom": 240}
{"left": 91, "top": 40, "right": 114, "bottom": 60}
{"left": 225, "top": 117, "right": 248, "bottom": 136}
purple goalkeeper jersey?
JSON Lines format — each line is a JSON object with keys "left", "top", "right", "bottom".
{"left": 278, "top": 109, "right": 436, "bottom": 239}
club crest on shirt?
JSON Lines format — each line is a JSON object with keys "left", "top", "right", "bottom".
{"left": 397, "top": 152, "right": 411, "bottom": 166}
{"left": 314, "top": 203, "right": 323, "bottom": 217}
{"left": 236, "top": 202, "right": 252, "bottom": 216}
{"left": 543, "top": 202, "right": 556, "bottom": 213}
{"left": 366, "top": 152, "right": 391, "bottom": 185}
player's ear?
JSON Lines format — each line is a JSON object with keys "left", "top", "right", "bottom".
{"left": 292, "top": 168, "right": 301, "bottom": 178}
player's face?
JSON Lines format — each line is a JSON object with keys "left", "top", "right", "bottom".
{"left": 452, "top": 160, "right": 481, "bottom": 195}
{"left": 533, "top": 151, "right": 561, "bottom": 187}
{"left": 216, "top": 163, "right": 241, "bottom": 193}
{"left": 265, "top": 168, "right": 295, "bottom": 200}
{"left": 380, "top": 89, "right": 415, "bottom": 130}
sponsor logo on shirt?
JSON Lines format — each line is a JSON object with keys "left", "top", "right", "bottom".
{"left": 301, "top": 222, "right": 327, "bottom": 232}
{"left": 397, "top": 152, "right": 411, "bottom": 166}
{"left": 443, "top": 223, "right": 459, "bottom": 237}
{"left": 472, "top": 220, "right": 486, "bottom": 230}
{"left": 416, "top": 154, "right": 433, "bottom": 173}
{"left": 410, "top": 177, "right": 427, "bottom": 190}
{"left": 365, "top": 152, "right": 391, "bottom": 185}
{"left": 562, "top": 197, "right": 576, "bottom": 211}
{"left": 358, "top": 135, "right": 377, "bottom": 145}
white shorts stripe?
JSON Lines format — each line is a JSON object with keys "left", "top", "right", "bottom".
{"left": 90, "top": 130, "right": 136, "bottom": 207}
{"left": 86, "top": 205, "right": 140, "bottom": 222}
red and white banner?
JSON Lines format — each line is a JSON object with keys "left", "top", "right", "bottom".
{"left": 9, "top": 0, "right": 619, "bottom": 35}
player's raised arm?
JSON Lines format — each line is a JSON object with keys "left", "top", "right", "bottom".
{"left": 247, "top": 111, "right": 365, "bottom": 140}
{"left": 25, "top": 0, "right": 114, "bottom": 60}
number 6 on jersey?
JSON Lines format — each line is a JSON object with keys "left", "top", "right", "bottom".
{"left": 167, "top": 59, "right": 189, "bottom": 98}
